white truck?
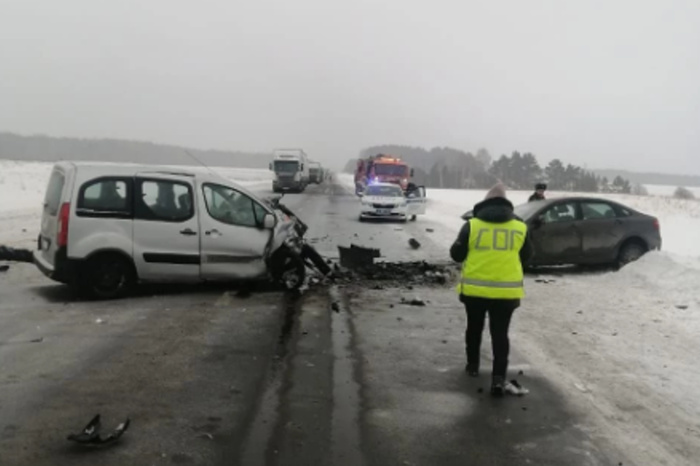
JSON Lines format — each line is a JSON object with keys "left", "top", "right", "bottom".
{"left": 269, "top": 149, "right": 310, "bottom": 193}
{"left": 308, "top": 161, "right": 323, "bottom": 184}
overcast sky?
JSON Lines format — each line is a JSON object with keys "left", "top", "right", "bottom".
{"left": 1, "top": 0, "right": 699, "bottom": 173}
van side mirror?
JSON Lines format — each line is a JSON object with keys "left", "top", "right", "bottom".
{"left": 410, "top": 169, "right": 414, "bottom": 177}
{"left": 263, "top": 213, "right": 275, "bottom": 229}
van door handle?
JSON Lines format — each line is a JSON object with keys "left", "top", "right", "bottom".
{"left": 180, "top": 228, "right": 197, "bottom": 236}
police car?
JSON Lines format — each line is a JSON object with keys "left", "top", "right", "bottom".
{"left": 358, "top": 182, "right": 426, "bottom": 222}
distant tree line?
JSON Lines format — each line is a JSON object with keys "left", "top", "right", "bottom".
{"left": 348, "top": 146, "right": 634, "bottom": 193}
{"left": 0, "top": 132, "right": 269, "bottom": 169}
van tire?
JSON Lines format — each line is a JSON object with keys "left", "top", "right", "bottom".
{"left": 81, "top": 253, "right": 136, "bottom": 299}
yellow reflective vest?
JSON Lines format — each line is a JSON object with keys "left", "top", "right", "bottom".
{"left": 457, "top": 218, "right": 527, "bottom": 299}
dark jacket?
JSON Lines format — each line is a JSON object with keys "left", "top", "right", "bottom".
{"left": 449, "top": 197, "right": 534, "bottom": 265}
{"left": 528, "top": 192, "right": 545, "bottom": 202}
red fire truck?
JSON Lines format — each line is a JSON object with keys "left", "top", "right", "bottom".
{"left": 354, "top": 154, "right": 414, "bottom": 196}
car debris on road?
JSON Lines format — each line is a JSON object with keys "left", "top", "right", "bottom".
{"left": 67, "top": 414, "right": 130, "bottom": 447}
{"left": 0, "top": 246, "right": 34, "bottom": 263}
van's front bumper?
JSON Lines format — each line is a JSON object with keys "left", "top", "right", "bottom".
{"left": 33, "top": 248, "right": 76, "bottom": 284}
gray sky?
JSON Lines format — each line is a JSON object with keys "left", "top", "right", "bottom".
{"left": 1, "top": 0, "right": 699, "bottom": 173}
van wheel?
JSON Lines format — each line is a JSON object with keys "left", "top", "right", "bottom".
{"left": 82, "top": 254, "right": 135, "bottom": 299}
{"left": 618, "top": 241, "right": 647, "bottom": 267}
{"left": 278, "top": 253, "right": 305, "bottom": 290}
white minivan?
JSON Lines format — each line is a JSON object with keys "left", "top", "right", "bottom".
{"left": 34, "top": 162, "right": 293, "bottom": 299}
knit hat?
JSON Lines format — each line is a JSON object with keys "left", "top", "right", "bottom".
{"left": 484, "top": 183, "right": 507, "bottom": 200}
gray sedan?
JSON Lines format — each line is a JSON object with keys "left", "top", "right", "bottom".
{"left": 463, "top": 197, "right": 662, "bottom": 267}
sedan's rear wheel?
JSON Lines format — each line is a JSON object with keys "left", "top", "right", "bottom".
{"left": 618, "top": 241, "right": 647, "bottom": 267}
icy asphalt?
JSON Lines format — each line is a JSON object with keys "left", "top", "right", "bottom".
{"left": 0, "top": 180, "right": 640, "bottom": 466}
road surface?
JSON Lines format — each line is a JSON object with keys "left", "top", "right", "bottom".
{"left": 0, "top": 179, "right": 691, "bottom": 466}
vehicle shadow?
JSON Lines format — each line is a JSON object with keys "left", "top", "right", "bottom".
{"left": 525, "top": 263, "right": 617, "bottom": 277}
{"left": 31, "top": 280, "right": 286, "bottom": 304}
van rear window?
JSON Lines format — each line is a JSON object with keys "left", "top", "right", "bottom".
{"left": 44, "top": 170, "right": 65, "bottom": 216}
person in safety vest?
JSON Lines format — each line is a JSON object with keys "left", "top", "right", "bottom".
{"left": 450, "top": 183, "right": 533, "bottom": 397}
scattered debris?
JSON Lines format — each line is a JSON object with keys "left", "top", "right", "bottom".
{"left": 0, "top": 246, "right": 33, "bottom": 263}
{"left": 333, "top": 260, "right": 458, "bottom": 287}
{"left": 0, "top": 265, "right": 9, "bottom": 272}
{"left": 675, "top": 304, "right": 689, "bottom": 310}
{"left": 408, "top": 238, "right": 421, "bottom": 249}
{"left": 518, "top": 370, "right": 524, "bottom": 376}
{"left": 389, "top": 304, "right": 395, "bottom": 309}
{"left": 331, "top": 302, "right": 340, "bottom": 313}
{"left": 612, "top": 332, "right": 618, "bottom": 336}
{"left": 30, "top": 337, "right": 44, "bottom": 343}
{"left": 67, "top": 414, "right": 130, "bottom": 446}
{"left": 506, "top": 380, "right": 529, "bottom": 396}
{"left": 535, "top": 278, "right": 556, "bottom": 284}
{"left": 400, "top": 297, "right": 426, "bottom": 307}
{"left": 572, "top": 332, "right": 578, "bottom": 335}
{"left": 522, "top": 407, "right": 528, "bottom": 411}
{"left": 198, "top": 433, "right": 214, "bottom": 440}
{"left": 95, "top": 318, "right": 106, "bottom": 325}
{"left": 338, "top": 244, "right": 381, "bottom": 269}
{"left": 442, "top": 340, "right": 448, "bottom": 344}
{"left": 477, "top": 388, "right": 484, "bottom": 394}
{"left": 372, "top": 284, "right": 385, "bottom": 290}
{"left": 426, "top": 228, "right": 434, "bottom": 233}
{"left": 574, "top": 383, "right": 589, "bottom": 393}
{"left": 576, "top": 310, "right": 583, "bottom": 314}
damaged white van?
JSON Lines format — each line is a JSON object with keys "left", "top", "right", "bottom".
{"left": 34, "top": 162, "right": 303, "bottom": 299}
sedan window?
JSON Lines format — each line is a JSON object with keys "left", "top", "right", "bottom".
{"left": 541, "top": 202, "right": 578, "bottom": 224}
{"left": 365, "top": 185, "right": 403, "bottom": 197}
{"left": 582, "top": 202, "right": 617, "bottom": 220}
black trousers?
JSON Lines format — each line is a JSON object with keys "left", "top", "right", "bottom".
{"left": 463, "top": 297, "right": 519, "bottom": 378}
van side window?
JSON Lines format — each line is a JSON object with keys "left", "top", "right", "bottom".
{"left": 136, "top": 179, "right": 194, "bottom": 222}
{"left": 203, "top": 184, "right": 267, "bottom": 228}
{"left": 44, "top": 170, "right": 65, "bottom": 216}
{"left": 77, "top": 178, "right": 132, "bottom": 217}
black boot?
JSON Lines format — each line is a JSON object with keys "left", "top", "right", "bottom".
{"left": 490, "top": 376, "right": 505, "bottom": 397}
{"left": 465, "top": 363, "right": 479, "bottom": 377}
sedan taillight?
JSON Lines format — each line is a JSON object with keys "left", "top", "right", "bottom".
{"left": 653, "top": 218, "right": 660, "bottom": 230}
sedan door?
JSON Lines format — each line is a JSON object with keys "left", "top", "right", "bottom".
{"left": 578, "top": 201, "right": 627, "bottom": 263}
{"left": 132, "top": 175, "right": 201, "bottom": 281}
{"left": 528, "top": 201, "right": 583, "bottom": 265}
{"left": 199, "top": 182, "right": 273, "bottom": 280}
{"left": 406, "top": 186, "right": 427, "bottom": 215}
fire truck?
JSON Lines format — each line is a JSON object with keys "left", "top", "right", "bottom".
{"left": 354, "top": 154, "right": 414, "bottom": 196}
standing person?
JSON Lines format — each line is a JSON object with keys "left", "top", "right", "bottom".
{"left": 450, "top": 183, "right": 533, "bottom": 396}
{"left": 528, "top": 183, "right": 547, "bottom": 202}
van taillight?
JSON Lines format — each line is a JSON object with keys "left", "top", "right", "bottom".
{"left": 57, "top": 202, "right": 70, "bottom": 247}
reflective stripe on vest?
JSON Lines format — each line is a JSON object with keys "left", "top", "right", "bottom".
{"left": 460, "top": 278, "right": 524, "bottom": 288}
{"left": 457, "top": 217, "right": 527, "bottom": 299}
